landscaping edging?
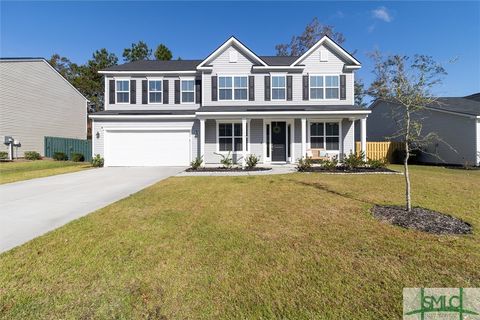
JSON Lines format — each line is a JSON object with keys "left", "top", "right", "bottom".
{"left": 299, "top": 167, "right": 398, "bottom": 174}
{"left": 186, "top": 167, "right": 272, "bottom": 172}
{"left": 372, "top": 205, "right": 472, "bottom": 235}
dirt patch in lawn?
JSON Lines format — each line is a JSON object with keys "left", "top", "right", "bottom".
{"left": 186, "top": 167, "right": 272, "bottom": 172}
{"left": 372, "top": 205, "right": 472, "bottom": 235}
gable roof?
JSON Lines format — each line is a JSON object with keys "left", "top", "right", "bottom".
{"left": 427, "top": 97, "right": 480, "bottom": 116}
{"left": 197, "top": 36, "right": 268, "bottom": 68}
{"left": 290, "top": 35, "right": 361, "bottom": 67}
{"left": 464, "top": 92, "right": 480, "bottom": 102}
{"left": 0, "top": 57, "right": 88, "bottom": 101}
{"left": 371, "top": 96, "right": 480, "bottom": 117}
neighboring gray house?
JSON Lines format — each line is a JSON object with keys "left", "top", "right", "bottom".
{"left": 90, "top": 36, "right": 370, "bottom": 167}
{"left": 0, "top": 58, "right": 88, "bottom": 157}
{"left": 368, "top": 96, "right": 480, "bottom": 166}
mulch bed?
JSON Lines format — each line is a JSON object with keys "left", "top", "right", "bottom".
{"left": 301, "top": 166, "right": 396, "bottom": 173}
{"left": 186, "top": 167, "right": 272, "bottom": 172}
{"left": 372, "top": 205, "right": 472, "bottom": 235}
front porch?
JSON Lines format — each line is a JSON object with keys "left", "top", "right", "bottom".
{"left": 197, "top": 112, "right": 368, "bottom": 166}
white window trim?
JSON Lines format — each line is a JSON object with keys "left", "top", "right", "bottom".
{"left": 217, "top": 75, "right": 249, "bottom": 101}
{"left": 309, "top": 74, "right": 340, "bottom": 101}
{"left": 216, "top": 120, "right": 249, "bottom": 154}
{"left": 271, "top": 75, "right": 287, "bottom": 101}
{"left": 147, "top": 78, "right": 163, "bottom": 105}
{"left": 180, "top": 77, "right": 196, "bottom": 104}
{"left": 115, "top": 78, "right": 130, "bottom": 104}
{"left": 307, "top": 120, "right": 342, "bottom": 153}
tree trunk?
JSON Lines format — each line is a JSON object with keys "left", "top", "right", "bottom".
{"left": 404, "top": 111, "right": 412, "bottom": 212}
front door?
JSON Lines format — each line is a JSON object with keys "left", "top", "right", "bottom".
{"left": 271, "top": 121, "right": 286, "bottom": 162}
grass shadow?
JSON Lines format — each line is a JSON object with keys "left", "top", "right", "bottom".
{"left": 294, "top": 180, "right": 377, "bottom": 206}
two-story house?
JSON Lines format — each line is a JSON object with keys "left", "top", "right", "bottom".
{"left": 90, "top": 36, "right": 370, "bottom": 167}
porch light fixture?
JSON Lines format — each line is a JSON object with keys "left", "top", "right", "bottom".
{"left": 96, "top": 131, "right": 100, "bottom": 139}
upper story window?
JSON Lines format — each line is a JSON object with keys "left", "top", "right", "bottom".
{"left": 219, "top": 76, "right": 247, "bottom": 101}
{"left": 271, "top": 76, "right": 286, "bottom": 100}
{"left": 310, "top": 75, "right": 339, "bottom": 100}
{"left": 148, "top": 80, "right": 162, "bottom": 103}
{"left": 116, "top": 80, "right": 129, "bottom": 103}
{"left": 181, "top": 79, "right": 195, "bottom": 103}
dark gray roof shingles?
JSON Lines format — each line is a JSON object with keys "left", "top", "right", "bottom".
{"left": 198, "top": 105, "right": 368, "bottom": 112}
{"left": 102, "top": 56, "right": 301, "bottom": 72}
{"left": 428, "top": 97, "right": 480, "bottom": 116}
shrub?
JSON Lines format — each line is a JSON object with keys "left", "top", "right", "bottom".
{"left": 53, "top": 152, "right": 68, "bottom": 161}
{"left": 91, "top": 154, "right": 104, "bottom": 167}
{"left": 392, "top": 148, "right": 420, "bottom": 164}
{"left": 190, "top": 156, "right": 203, "bottom": 170}
{"left": 296, "top": 157, "right": 312, "bottom": 172}
{"left": 0, "top": 151, "right": 8, "bottom": 160}
{"left": 322, "top": 157, "right": 339, "bottom": 170}
{"left": 24, "top": 151, "right": 41, "bottom": 160}
{"left": 71, "top": 153, "right": 85, "bottom": 162}
{"left": 343, "top": 152, "right": 365, "bottom": 169}
{"left": 367, "top": 158, "right": 387, "bottom": 169}
{"left": 215, "top": 152, "right": 233, "bottom": 168}
{"left": 245, "top": 154, "right": 260, "bottom": 169}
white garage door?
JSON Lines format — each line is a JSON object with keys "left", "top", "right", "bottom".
{"left": 105, "top": 129, "right": 191, "bottom": 166}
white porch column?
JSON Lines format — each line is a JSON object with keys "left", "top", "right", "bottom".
{"left": 301, "top": 118, "right": 307, "bottom": 158}
{"left": 360, "top": 117, "right": 367, "bottom": 160}
{"left": 242, "top": 118, "right": 247, "bottom": 168}
{"left": 199, "top": 118, "right": 205, "bottom": 166}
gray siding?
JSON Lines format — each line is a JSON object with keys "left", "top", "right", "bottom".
{"left": 203, "top": 43, "right": 355, "bottom": 106}
{"left": 0, "top": 60, "right": 87, "bottom": 156}
{"left": 92, "top": 119, "right": 197, "bottom": 160}
{"left": 249, "top": 119, "right": 264, "bottom": 162}
{"left": 368, "top": 101, "right": 477, "bottom": 165}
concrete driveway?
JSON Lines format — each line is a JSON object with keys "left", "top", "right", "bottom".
{"left": 0, "top": 167, "right": 185, "bottom": 253}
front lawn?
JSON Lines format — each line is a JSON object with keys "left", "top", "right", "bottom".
{"left": 0, "top": 165, "right": 478, "bottom": 319}
{"left": 0, "top": 160, "right": 91, "bottom": 184}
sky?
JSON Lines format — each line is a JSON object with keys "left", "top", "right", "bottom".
{"left": 1, "top": 1, "right": 479, "bottom": 98}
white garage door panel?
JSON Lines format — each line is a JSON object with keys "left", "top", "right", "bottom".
{"left": 106, "top": 130, "right": 190, "bottom": 166}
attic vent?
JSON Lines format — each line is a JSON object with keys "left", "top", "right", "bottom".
{"left": 229, "top": 50, "right": 238, "bottom": 63}
{"left": 320, "top": 49, "right": 328, "bottom": 62}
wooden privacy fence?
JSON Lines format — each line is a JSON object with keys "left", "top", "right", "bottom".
{"left": 44, "top": 137, "right": 92, "bottom": 161}
{"left": 356, "top": 141, "right": 404, "bottom": 162}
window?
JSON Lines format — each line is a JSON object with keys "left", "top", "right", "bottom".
{"left": 309, "top": 75, "right": 340, "bottom": 100}
{"left": 218, "top": 76, "right": 247, "bottom": 101}
{"left": 325, "top": 76, "right": 339, "bottom": 99}
{"left": 116, "top": 80, "right": 129, "bottom": 103}
{"left": 218, "top": 123, "right": 248, "bottom": 152}
{"left": 148, "top": 80, "right": 162, "bottom": 103}
{"left": 271, "top": 76, "right": 286, "bottom": 100}
{"left": 320, "top": 49, "right": 329, "bottom": 62}
{"left": 181, "top": 79, "right": 195, "bottom": 103}
{"left": 310, "top": 76, "right": 324, "bottom": 100}
{"left": 310, "top": 122, "right": 340, "bottom": 151}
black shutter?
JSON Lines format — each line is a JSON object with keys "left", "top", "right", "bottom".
{"left": 195, "top": 79, "right": 201, "bottom": 104}
{"left": 286, "top": 75, "right": 293, "bottom": 101}
{"left": 303, "top": 75, "right": 309, "bottom": 100}
{"left": 109, "top": 79, "right": 115, "bottom": 104}
{"left": 174, "top": 80, "right": 180, "bottom": 104}
{"left": 248, "top": 76, "right": 255, "bottom": 101}
{"left": 340, "top": 75, "right": 346, "bottom": 100}
{"left": 130, "top": 80, "right": 136, "bottom": 104}
{"left": 163, "top": 80, "right": 169, "bottom": 104}
{"left": 211, "top": 76, "right": 217, "bottom": 101}
{"left": 264, "top": 76, "right": 271, "bottom": 101}
{"left": 142, "top": 80, "right": 148, "bottom": 104}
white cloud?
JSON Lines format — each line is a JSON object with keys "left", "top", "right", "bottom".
{"left": 372, "top": 6, "right": 393, "bottom": 22}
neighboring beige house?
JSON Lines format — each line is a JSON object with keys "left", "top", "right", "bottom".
{"left": 0, "top": 58, "right": 88, "bottom": 157}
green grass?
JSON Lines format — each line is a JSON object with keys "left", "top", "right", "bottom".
{"left": 0, "top": 160, "right": 91, "bottom": 184}
{"left": 0, "top": 165, "right": 479, "bottom": 319}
